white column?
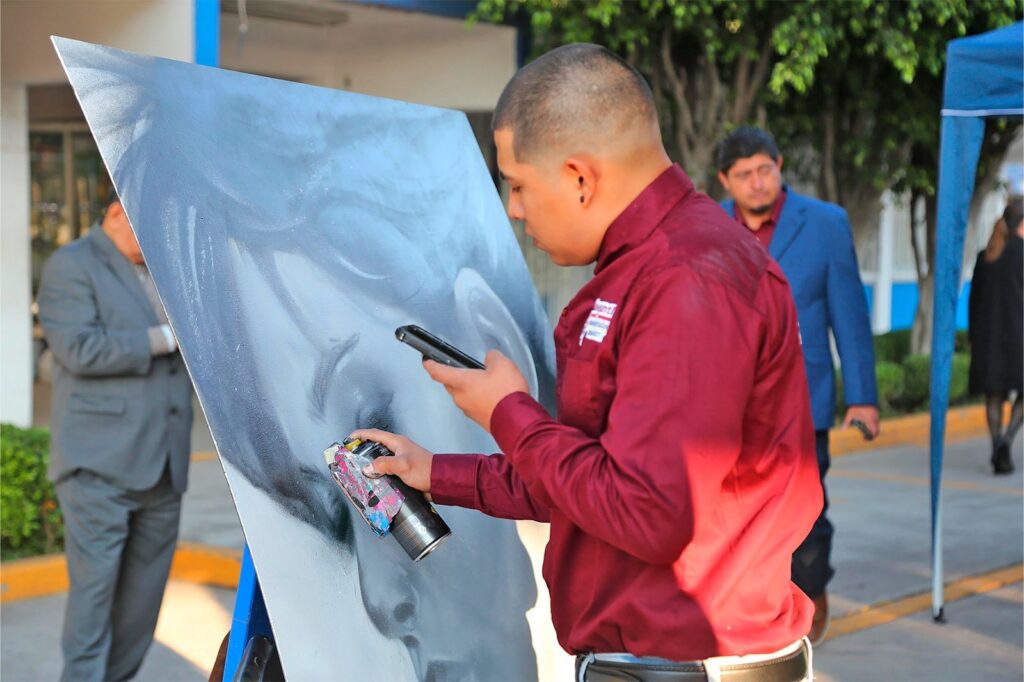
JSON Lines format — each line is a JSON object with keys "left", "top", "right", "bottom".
{"left": 0, "top": 84, "right": 34, "bottom": 427}
{"left": 873, "top": 190, "right": 896, "bottom": 334}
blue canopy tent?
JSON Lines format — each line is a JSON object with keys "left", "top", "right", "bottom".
{"left": 930, "top": 21, "right": 1023, "bottom": 620}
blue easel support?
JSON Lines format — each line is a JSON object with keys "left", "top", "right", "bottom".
{"left": 224, "top": 545, "right": 273, "bottom": 681}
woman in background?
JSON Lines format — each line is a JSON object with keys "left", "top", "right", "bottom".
{"left": 969, "top": 196, "right": 1023, "bottom": 474}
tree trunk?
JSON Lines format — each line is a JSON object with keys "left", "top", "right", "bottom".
{"left": 820, "top": 105, "right": 838, "bottom": 205}
{"left": 687, "top": 139, "right": 718, "bottom": 192}
{"left": 656, "top": 27, "right": 775, "bottom": 192}
{"left": 965, "top": 125, "right": 1018, "bottom": 268}
{"left": 906, "top": 124, "right": 1019, "bottom": 357}
{"left": 844, "top": 186, "right": 882, "bottom": 256}
{"left": 910, "top": 193, "right": 937, "bottom": 355}
{"left": 911, "top": 275, "right": 934, "bottom": 356}
{"left": 908, "top": 191, "right": 926, "bottom": 286}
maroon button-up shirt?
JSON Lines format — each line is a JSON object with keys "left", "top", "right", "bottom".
{"left": 431, "top": 166, "right": 820, "bottom": 660}
{"left": 735, "top": 189, "right": 787, "bottom": 248}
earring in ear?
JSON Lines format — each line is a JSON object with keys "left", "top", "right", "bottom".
{"left": 580, "top": 195, "right": 585, "bottom": 204}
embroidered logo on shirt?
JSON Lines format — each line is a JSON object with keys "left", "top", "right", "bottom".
{"left": 579, "top": 298, "right": 618, "bottom": 346}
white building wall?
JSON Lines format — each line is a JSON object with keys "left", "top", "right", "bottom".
{"left": 0, "top": 0, "right": 194, "bottom": 426}
{"left": 219, "top": 6, "right": 517, "bottom": 110}
{"left": 1, "top": 86, "right": 34, "bottom": 427}
{"left": 1, "top": 0, "right": 194, "bottom": 84}
{"left": 855, "top": 137, "right": 1019, "bottom": 333}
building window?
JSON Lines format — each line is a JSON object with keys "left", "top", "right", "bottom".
{"left": 29, "top": 126, "right": 113, "bottom": 296}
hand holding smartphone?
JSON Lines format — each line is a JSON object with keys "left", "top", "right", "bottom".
{"left": 395, "top": 325, "right": 485, "bottom": 370}
{"left": 850, "top": 418, "right": 875, "bottom": 441}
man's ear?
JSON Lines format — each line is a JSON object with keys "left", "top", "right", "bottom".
{"left": 452, "top": 268, "right": 538, "bottom": 397}
{"left": 564, "top": 157, "right": 599, "bottom": 208}
{"left": 103, "top": 201, "right": 126, "bottom": 233}
{"left": 776, "top": 155, "right": 784, "bottom": 173}
{"left": 717, "top": 171, "right": 730, "bottom": 192}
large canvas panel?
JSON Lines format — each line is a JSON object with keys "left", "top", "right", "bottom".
{"left": 53, "top": 37, "right": 562, "bottom": 680}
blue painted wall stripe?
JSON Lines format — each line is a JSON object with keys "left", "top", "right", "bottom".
{"left": 890, "top": 283, "right": 919, "bottom": 331}
{"left": 195, "top": 0, "right": 220, "bottom": 67}
{"left": 955, "top": 282, "right": 971, "bottom": 330}
{"left": 864, "top": 282, "right": 971, "bottom": 332}
{"left": 352, "top": 0, "right": 477, "bottom": 19}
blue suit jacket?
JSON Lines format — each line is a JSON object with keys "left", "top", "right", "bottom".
{"left": 724, "top": 189, "right": 877, "bottom": 430}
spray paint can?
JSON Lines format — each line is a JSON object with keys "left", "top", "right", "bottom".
{"left": 326, "top": 437, "right": 451, "bottom": 561}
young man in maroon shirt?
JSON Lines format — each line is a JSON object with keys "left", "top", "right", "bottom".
{"left": 355, "top": 44, "right": 822, "bottom": 681}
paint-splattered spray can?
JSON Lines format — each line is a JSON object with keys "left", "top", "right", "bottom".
{"left": 325, "top": 437, "right": 451, "bottom": 561}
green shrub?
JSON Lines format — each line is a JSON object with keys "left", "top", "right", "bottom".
{"left": 1, "top": 424, "right": 63, "bottom": 559}
{"left": 901, "top": 354, "right": 931, "bottom": 413}
{"left": 954, "top": 330, "right": 970, "bottom": 354}
{"left": 950, "top": 353, "right": 971, "bottom": 404}
{"left": 873, "top": 330, "right": 911, "bottom": 364}
{"left": 836, "top": 346, "right": 976, "bottom": 423}
{"left": 900, "top": 352, "right": 973, "bottom": 409}
{"left": 875, "top": 361, "right": 906, "bottom": 417}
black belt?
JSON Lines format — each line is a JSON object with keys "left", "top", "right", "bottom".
{"left": 575, "top": 642, "right": 809, "bottom": 682}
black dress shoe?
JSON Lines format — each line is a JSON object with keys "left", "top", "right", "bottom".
{"left": 992, "top": 442, "right": 1014, "bottom": 475}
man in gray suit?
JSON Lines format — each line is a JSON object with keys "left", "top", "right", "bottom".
{"left": 38, "top": 197, "right": 193, "bottom": 681}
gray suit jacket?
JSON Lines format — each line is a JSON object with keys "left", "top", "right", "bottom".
{"left": 38, "top": 227, "right": 193, "bottom": 494}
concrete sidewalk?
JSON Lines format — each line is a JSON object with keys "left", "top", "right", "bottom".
{"left": 2, "top": 400, "right": 1021, "bottom": 680}
{"left": 815, "top": 434, "right": 1023, "bottom": 681}
{"left": 2, "top": 579, "right": 234, "bottom": 682}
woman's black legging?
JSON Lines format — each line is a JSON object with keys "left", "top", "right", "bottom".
{"left": 987, "top": 392, "right": 1024, "bottom": 448}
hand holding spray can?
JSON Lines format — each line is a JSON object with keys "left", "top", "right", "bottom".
{"left": 324, "top": 437, "right": 451, "bottom": 561}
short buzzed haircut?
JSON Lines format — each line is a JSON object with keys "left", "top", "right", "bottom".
{"left": 715, "top": 127, "right": 780, "bottom": 174}
{"left": 493, "top": 43, "right": 658, "bottom": 162}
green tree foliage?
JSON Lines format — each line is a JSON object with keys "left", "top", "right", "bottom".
{"left": 771, "top": 0, "right": 1019, "bottom": 204}
{"left": 476, "top": 0, "right": 1019, "bottom": 191}
{"left": 766, "top": 0, "right": 1021, "bottom": 354}
{"left": 475, "top": 0, "right": 1021, "bottom": 352}
{"left": 1, "top": 424, "right": 63, "bottom": 559}
{"left": 474, "top": 0, "right": 803, "bottom": 189}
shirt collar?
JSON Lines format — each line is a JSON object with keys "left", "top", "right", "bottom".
{"left": 734, "top": 187, "right": 787, "bottom": 230}
{"left": 88, "top": 221, "right": 123, "bottom": 262}
{"left": 595, "top": 164, "right": 694, "bottom": 274}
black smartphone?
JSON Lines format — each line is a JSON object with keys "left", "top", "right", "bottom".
{"left": 850, "top": 418, "right": 875, "bottom": 441}
{"left": 395, "top": 325, "right": 485, "bottom": 370}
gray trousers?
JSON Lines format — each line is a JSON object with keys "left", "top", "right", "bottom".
{"left": 56, "top": 466, "right": 181, "bottom": 682}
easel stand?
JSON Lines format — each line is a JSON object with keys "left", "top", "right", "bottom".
{"left": 223, "top": 545, "right": 283, "bottom": 681}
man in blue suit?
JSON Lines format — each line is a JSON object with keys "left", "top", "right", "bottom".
{"left": 716, "top": 127, "right": 879, "bottom": 645}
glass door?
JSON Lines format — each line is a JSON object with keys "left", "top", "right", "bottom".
{"left": 29, "top": 126, "right": 113, "bottom": 296}
{"left": 29, "top": 126, "right": 113, "bottom": 397}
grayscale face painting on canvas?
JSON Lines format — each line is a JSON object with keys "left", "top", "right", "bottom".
{"left": 54, "top": 37, "right": 557, "bottom": 680}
